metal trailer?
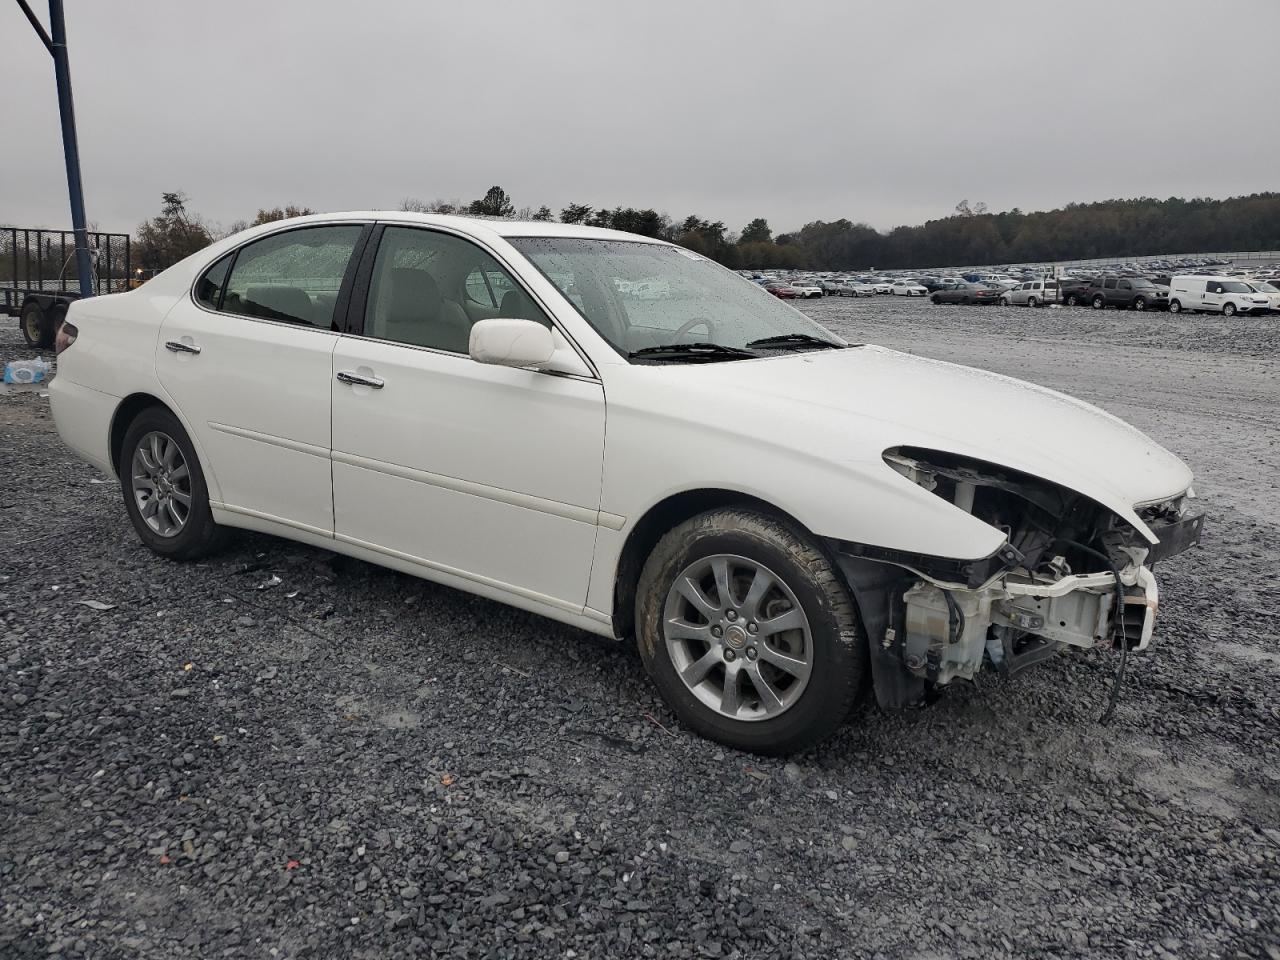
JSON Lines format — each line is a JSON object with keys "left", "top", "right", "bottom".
{"left": 1, "top": 227, "right": 131, "bottom": 348}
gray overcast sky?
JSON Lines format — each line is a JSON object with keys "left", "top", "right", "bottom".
{"left": 3, "top": 0, "right": 1277, "bottom": 235}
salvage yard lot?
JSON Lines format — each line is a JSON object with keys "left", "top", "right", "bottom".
{"left": 2, "top": 298, "right": 1277, "bottom": 959}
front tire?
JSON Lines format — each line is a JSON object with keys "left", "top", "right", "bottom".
{"left": 119, "top": 406, "right": 226, "bottom": 560}
{"left": 1133, "top": 297, "right": 1146, "bottom": 311}
{"left": 1223, "top": 302, "right": 1237, "bottom": 317}
{"left": 635, "top": 508, "right": 866, "bottom": 755}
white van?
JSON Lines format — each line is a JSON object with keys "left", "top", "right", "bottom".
{"left": 1168, "top": 275, "right": 1272, "bottom": 316}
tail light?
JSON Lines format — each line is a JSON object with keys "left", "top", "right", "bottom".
{"left": 55, "top": 320, "right": 78, "bottom": 355}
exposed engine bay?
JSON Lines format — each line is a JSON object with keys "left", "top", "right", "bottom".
{"left": 831, "top": 448, "right": 1204, "bottom": 709}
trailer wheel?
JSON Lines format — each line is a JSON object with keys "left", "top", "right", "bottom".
{"left": 20, "top": 301, "right": 48, "bottom": 349}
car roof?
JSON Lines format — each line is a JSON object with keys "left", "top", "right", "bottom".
{"left": 249, "top": 211, "right": 672, "bottom": 246}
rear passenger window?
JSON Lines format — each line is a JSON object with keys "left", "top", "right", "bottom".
{"left": 222, "top": 226, "right": 362, "bottom": 329}
{"left": 195, "top": 253, "right": 233, "bottom": 309}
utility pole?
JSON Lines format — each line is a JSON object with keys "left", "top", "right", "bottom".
{"left": 16, "top": 0, "right": 94, "bottom": 298}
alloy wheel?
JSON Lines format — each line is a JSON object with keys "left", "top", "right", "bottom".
{"left": 662, "top": 554, "right": 813, "bottom": 721}
{"left": 131, "top": 431, "right": 192, "bottom": 537}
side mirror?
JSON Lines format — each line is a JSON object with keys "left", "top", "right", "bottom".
{"left": 469, "top": 318, "right": 555, "bottom": 368}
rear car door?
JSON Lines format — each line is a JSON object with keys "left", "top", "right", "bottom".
{"left": 329, "top": 224, "right": 606, "bottom": 611}
{"left": 1102, "top": 277, "right": 1118, "bottom": 305}
{"left": 156, "top": 223, "right": 369, "bottom": 534}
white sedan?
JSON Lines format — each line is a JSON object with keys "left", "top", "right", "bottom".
{"left": 1246, "top": 279, "right": 1280, "bottom": 312}
{"left": 890, "top": 281, "right": 928, "bottom": 297}
{"left": 50, "top": 213, "right": 1203, "bottom": 754}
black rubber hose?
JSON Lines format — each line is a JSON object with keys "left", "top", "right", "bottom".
{"left": 1052, "top": 537, "right": 1129, "bottom": 724}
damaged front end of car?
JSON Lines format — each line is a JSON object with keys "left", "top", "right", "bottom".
{"left": 830, "top": 447, "right": 1204, "bottom": 709}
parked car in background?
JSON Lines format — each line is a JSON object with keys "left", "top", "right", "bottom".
{"left": 1000, "top": 279, "right": 1060, "bottom": 307}
{"left": 833, "top": 279, "right": 875, "bottom": 297}
{"left": 1169, "top": 276, "right": 1270, "bottom": 315}
{"left": 1245, "top": 280, "right": 1280, "bottom": 312}
{"left": 1058, "top": 278, "right": 1098, "bottom": 306}
{"left": 790, "top": 279, "right": 824, "bottom": 299}
{"left": 763, "top": 281, "right": 798, "bottom": 299}
{"left": 820, "top": 278, "right": 845, "bottom": 296}
{"left": 871, "top": 279, "right": 894, "bottom": 294}
{"left": 930, "top": 282, "right": 1001, "bottom": 305}
{"left": 1085, "top": 277, "right": 1170, "bottom": 311}
{"left": 890, "top": 280, "right": 928, "bottom": 297}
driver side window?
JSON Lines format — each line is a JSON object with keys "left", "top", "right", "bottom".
{"left": 363, "top": 228, "right": 549, "bottom": 353}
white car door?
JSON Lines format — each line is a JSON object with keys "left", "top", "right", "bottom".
{"left": 156, "top": 223, "right": 369, "bottom": 534}
{"left": 329, "top": 224, "right": 606, "bottom": 611}
{"left": 1201, "top": 281, "right": 1223, "bottom": 312}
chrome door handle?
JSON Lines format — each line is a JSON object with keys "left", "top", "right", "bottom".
{"left": 336, "top": 370, "right": 385, "bottom": 389}
{"left": 165, "top": 340, "right": 201, "bottom": 355}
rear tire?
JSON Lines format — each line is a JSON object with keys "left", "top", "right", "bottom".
{"left": 931, "top": 294, "right": 942, "bottom": 304}
{"left": 1066, "top": 294, "right": 1079, "bottom": 306}
{"left": 119, "top": 406, "right": 227, "bottom": 561}
{"left": 635, "top": 508, "right": 867, "bottom": 755}
{"left": 1092, "top": 295, "right": 1106, "bottom": 309}
{"left": 1169, "top": 299, "right": 1182, "bottom": 314}
{"left": 1028, "top": 296, "right": 1039, "bottom": 308}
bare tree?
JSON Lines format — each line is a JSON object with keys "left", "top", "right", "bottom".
{"left": 400, "top": 197, "right": 464, "bottom": 214}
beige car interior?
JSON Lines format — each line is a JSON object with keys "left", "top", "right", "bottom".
{"left": 366, "top": 229, "right": 549, "bottom": 353}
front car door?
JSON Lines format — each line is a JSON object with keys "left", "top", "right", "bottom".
{"left": 329, "top": 224, "right": 606, "bottom": 613}
{"left": 156, "top": 223, "right": 369, "bottom": 535}
{"left": 1202, "top": 280, "right": 1224, "bottom": 312}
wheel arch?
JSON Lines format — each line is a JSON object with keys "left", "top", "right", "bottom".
{"left": 109, "top": 392, "right": 175, "bottom": 475}
{"left": 610, "top": 487, "right": 818, "bottom": 639}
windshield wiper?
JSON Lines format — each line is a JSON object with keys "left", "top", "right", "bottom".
{"left": 745, "top": 333, "right": 849, "bottom": 350}
{"left": 628, "top": 342, "right": 759, "bottom": 363}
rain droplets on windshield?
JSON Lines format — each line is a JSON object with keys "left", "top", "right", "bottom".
{"left": 509, "top": 237, "right": 844, "bottom": 357}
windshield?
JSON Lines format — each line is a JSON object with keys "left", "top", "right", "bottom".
{"left": 509, "top": 238, "right": 843, "bottom": 356}
{"left": 1253, "top": 281, "right": 1278, "bottom": 293}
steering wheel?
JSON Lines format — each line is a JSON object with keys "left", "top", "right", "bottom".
{"left": 672, "top": 316, "right": 715, "bottom": 342}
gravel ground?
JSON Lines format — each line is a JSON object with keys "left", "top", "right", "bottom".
{"left": 1, "top": 298, "right": 1277, "bottom": 960}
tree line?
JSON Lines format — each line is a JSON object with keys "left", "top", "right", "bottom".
{"left": 123, "top": 188, "right": 1280, "bottom": 275}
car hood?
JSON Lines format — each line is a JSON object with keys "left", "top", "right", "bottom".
{"left": 688, "top": 345, "right": 1193, "bottom": 542}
